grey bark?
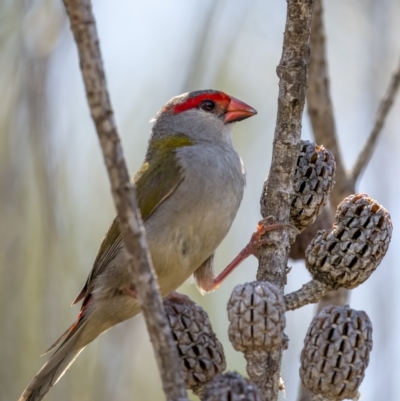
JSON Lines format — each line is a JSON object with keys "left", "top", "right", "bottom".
{"left": 254, "top": 1, "right": 315, "bottom": 400}
{"left": 61, "top": 1, "right": 188, "bottom": 400}
{"left": 284, "top": 280, "right": 332, "bottom": 311}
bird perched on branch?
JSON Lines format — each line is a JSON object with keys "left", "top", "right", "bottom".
{"left": 18, "top": 90, "right": 257, "bottom": 401}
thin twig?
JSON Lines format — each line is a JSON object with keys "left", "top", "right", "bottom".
{"left": 284, "top": 280, "right": 332, "bottom": 311}
{"left": 62, "top": 1, "right": 188, "bottom": 400}
{"left": 306, "top": 0, "right": 353, "bottom": 209}
{"left": 351, "top": 58, "right": 400, "bottom": 182}
{"left": 249, "top": 1, "right": 314, "bottom": 400}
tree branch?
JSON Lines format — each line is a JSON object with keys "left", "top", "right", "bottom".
{"left": 284, "top": 280, "right": 332, "bottom": 311}
{"left": 62, "top": 1, "right": 188, "bottom": 400}
{"left": 351, "top": 57, "right": 400, "bottom": 182}
{"left": 253, "top": 1, "right": 314, "bottom": 400}
{"left": 306, "top": 0, "right": 353, "bottom": 209}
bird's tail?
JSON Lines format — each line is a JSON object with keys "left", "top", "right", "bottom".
{"left": 18, "top": 315, "right": 89, "bottom": 401}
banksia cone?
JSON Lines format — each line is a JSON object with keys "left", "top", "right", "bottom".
{"left": 306, "top": 193, "right": 392, "bottom": 289}
{"left": 290, "top": 140, "right": 336, "bottom": 231}
{"left": 227, "top": 281, "right": 286, "bottom": 353}
{"left": 203, "top": 372, "right": 262, "bottom": 401}
{"left": 290, "top": 206, "right": 333, "bottom": 260}
{"left": 164, "top": 296, "right": 226, "bottom": 395}
{"left": 300, "top": 305, "right": 372, "bottom": 400}
{"left": 228, "top": 282, "right": 286, "bottom": 399}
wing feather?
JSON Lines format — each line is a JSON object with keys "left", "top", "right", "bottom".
{"left": 72, "top": 146, "right": 185, "bottom": 305}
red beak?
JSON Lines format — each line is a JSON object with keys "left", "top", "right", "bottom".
{"left": 224, "top": 97, "right": 257, "bottom": 123}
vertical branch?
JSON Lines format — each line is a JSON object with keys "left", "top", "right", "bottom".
{"left": 306, "top": 0, "right": 353, "bottom": 209}
{"left": 253, "top": 1, "right": 315, "bottom": 400}
{"left": 259, "top": 0, "right": 315, "bottom": 283}
{"left": 61, "top": 1, "right": 188, "bottom": 400}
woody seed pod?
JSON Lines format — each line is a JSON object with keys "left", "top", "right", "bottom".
{"left": 290, "top": 140, "right": 336, "bottom": 232}
{"left": 300, "top": 305, "right": 372, "bottom": 400}
{"left": 164, "top": 296, "right": 226, "bottom": 395}
{"left": 305, "top": 193, "right": 392, "bottom": 289}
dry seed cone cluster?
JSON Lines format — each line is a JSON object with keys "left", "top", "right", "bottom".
{"left": 306, "top": 193, "right": 392, "bottom": 289}
{"left": 290, "top": 140, "right": 336, "bottom": 232}
{"left": 164, "top": 296, "right": 226, "bottom": 396}
{"left": 227, "top": 281, "right": 286, "bottom": 396}
{"left": 227, "top": 281, "right": 286, "bottom": 353}
{"left": 164, "top": 295, "right": 261, "bottom": 399}
{"left": 300, "top": 305, "right": 372, "bottom": 400}
{"left": 163, "top": 139, "right": 392, "bottom": 401}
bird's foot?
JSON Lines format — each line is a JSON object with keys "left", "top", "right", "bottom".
{"left": 210, "top": 218, "right": 296, "bottom": 290}
{"left": 245, "top": 218, "right": 297, "bottom": 258}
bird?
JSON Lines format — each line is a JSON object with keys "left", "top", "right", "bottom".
{"left": 18, "top": 89, "right": 257, "bottom": 401}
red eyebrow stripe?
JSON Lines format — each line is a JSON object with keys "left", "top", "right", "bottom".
{"left": 172, "top": 92, "right": 230, "bottom": 114}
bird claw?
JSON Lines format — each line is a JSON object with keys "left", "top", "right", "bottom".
{"left": 247, "top": 218, "right": 296, "bottom": 257}
{"left": 210, "top": 219, "right": 295, "bottom": 290}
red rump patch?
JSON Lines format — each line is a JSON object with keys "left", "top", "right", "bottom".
{"left": 68, "top": 294, "right": 92, "bottom": 334}
{"left": 172, "top": 92, "right": 230, "bottom": 114}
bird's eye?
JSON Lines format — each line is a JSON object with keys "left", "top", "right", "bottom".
{"left": 200, "top": 100, "right": 216, "bottom": 112}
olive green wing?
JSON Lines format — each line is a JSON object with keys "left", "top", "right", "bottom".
{"left": 72, "top": 152, "right": 184, "bottom": 305}
{"left": 71, "top": 217, "right": 122, "bottom": 305}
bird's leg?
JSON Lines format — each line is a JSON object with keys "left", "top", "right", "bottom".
{"left": 211, "top": 219, "right": 296, "bottom": 290}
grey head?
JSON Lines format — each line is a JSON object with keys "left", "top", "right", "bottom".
{"left": 150, "top": 89, "right": 257, "bottom": 146}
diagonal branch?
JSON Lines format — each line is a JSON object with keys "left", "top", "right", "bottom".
{"left": 351, "top": 57, "right": 400, "bottom": 182}
{"left": 62, "top": 1, "right": 188, "bottom": 400}
{"left": 250, "top": 1, "right": 315, "bottom": 400}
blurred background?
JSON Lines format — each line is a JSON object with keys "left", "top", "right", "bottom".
{"left": 1, "top": 0, "right": 399, "bottom": 400}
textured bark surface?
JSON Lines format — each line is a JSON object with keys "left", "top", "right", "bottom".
{"left": 284, "top": 280, "right": 331, "bottom": 311}
{"left": 256, "top": 1, "right": 315, "bottom": 400}
{"left": 259, "top": 0, "right": 314, "bottom": 286}
{"left": 62, "top": 1, "right": 188, "bottom": 400}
